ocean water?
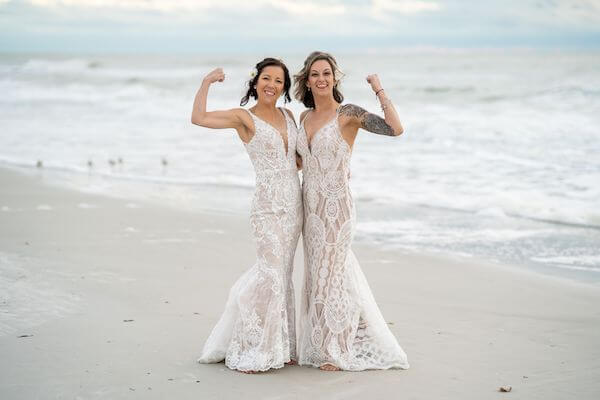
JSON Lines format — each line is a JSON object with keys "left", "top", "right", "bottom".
{"left": 1, "top": 50, "right": 599, "bottom": 283}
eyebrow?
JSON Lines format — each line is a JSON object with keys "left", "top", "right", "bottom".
{"left": 310, "top": 69, "right": 332, "bottom": 73}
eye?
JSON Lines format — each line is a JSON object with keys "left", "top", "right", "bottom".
{"left": 324, "top": 71, "right": 331, "bottom": 75}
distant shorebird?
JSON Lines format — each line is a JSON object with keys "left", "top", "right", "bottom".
{"left": 87, "top": 159, "right": 93, "bottom": 168}
{"left": 36, "top": 160, "right": 43, "bottom": 168}
{"left": 118, "top": 157, "right": 123, "bottom": 164}
{"left": 161, "top": 157, "right": 168, "bottom": 167}
{"left": 108, "top": 159, "right": 116, "bottom": 167}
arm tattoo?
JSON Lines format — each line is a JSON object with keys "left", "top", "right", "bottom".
{"left": 339, "top": 103, "right": 395, "bottom": 136}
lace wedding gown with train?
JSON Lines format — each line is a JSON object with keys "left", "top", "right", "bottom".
{"left": 296, "top": 108, "right": 409, "bottom": 371}
{"left": 198, "top": 108, "right": 302, "bottom": 372}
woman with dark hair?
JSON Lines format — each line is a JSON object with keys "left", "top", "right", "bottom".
{"left": 294, "top": 51, "right": 409, "bottom": 372}
{"left": 191, "top": 58, "right": 302, "bottom": 373}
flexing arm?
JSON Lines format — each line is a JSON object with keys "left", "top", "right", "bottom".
{"left": 339, "top": 74, "right": 403, "bottom": 136}
{"left": 191, "top": 68, "right": 244, "bottom": 130}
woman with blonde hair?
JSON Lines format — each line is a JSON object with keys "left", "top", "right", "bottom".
{"left": 294, "top": 51, "right": 409, "bottom": 372}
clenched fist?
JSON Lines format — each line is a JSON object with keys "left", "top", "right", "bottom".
{"left": 366, "top": 74, "right": 383, "bottom": 93}
{"left": 204, "top": 68, "right": 225, "bottom": 84}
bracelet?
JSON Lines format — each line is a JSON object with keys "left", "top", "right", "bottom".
{"left": 375, "top": 88, "right": 385, "bottom": 96}
{"left": 380, "top": 98, "right": 392, "bottom": 111}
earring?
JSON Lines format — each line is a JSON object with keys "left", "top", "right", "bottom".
{"left": 308, "top": 87, "right": 311, "bottom": 91}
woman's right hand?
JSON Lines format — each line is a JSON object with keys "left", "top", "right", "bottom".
{"left": 203, "top": 68, "right": 225, "bottom": 84}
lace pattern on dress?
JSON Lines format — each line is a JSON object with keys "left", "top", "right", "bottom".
{"left": 296, "top": 108, "right": 409, "bottom": 371}
{"left": 198, "top": 108, "right": 303, "bottom": 372}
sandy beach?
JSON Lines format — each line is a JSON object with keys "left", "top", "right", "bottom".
{"left": 1, "top": 166, "right": 599, "bottom": 400}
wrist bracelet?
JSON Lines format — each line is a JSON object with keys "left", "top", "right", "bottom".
{"left": 375, "top": 88, "right": 385, "bottom": 96}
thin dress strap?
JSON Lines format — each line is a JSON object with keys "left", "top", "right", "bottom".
{"left": 299, "top": 110, "right": 311, "bottom": 127}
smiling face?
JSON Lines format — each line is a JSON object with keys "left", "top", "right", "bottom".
{"left": 255, "top": 65, "right": 285, "bottom": 105}
{"left": 307, "top": 59, "right": 335, "bottom": 97}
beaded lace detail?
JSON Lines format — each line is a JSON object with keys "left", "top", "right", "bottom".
{"left": 296, "top": 108, "right": 409, "bottom": 371}
{"left": 198, "top": 108, "right": 303, "bottom": 372}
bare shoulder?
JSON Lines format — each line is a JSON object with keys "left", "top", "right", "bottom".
{"left": 229, "top": 108, "right": 255, "bottom": 143}
{"left": 231, "top": 107, "right": 250, "bottom": 119}
{"left": 338, "top": 103, "right": 368, "bottom": 119}
{"left": 231, "top": 107, "right": 254, "bottom": 129}
{"left": 338, "top": 103, "right": 367, "bottom": 129}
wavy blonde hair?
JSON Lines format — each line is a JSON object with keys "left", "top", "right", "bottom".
{"left": 293, "top": 51, "right": 344, "bottom": 108}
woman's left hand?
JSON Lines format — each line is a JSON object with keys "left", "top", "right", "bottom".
{"left": 366, "top": 74, "right": 383, "bottom": 93}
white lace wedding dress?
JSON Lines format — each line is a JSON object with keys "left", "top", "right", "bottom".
{"left": 296, "top": 108, "right": 409, "bottom": 371}
{"left": 197, "top": 108, "right": 302, "bottom": 372}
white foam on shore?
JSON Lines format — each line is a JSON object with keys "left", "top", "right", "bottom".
{"left": 531, "top": 255, "right": 600, "bottom": 271}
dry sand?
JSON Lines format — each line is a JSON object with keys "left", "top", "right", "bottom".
{"left": 1, "top": 167, "right": 599, "bottom": 399}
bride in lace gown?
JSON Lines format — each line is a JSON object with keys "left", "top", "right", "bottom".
{"left": 191, "top": 58, "right": 302, "bottom": 373}
{"left": 294, "top": 51, "right": 409, "bottom": 372}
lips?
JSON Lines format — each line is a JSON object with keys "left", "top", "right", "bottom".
{"left": 264, "top": 89, "right": 276, "bottom": 96}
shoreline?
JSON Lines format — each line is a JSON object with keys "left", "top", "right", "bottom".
{"left": 2, "top": 161, "right": 599, "bottom": 286}
{"left": 1, "top": 167, "right": 600, "bottom": 399}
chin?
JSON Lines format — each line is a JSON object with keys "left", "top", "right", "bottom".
{"left": 259, "top": 97, "right": 277, "bottom": 104}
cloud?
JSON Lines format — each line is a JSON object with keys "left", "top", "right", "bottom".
{"left": 1, "top": 0, "right": 599, "bottom": 52}
{"left": 28, "top": 0, "right": 235, "bottom": 12}
{"left": 528, "top": 0, "right": 600, "bottom": 26}
{"left": 26, "top": 0, "right": 344, "bottom": 14}
{"left": 22, "top": 0, "right": 441, "bottom": 17}
{"left": 273, "top": 0, "right": 346, "bottom": 16}
{"left": 373, "top": 0, "right": 441, "bottom": 14}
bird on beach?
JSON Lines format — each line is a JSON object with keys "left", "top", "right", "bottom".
{"left": 161, "top": 157, "right": 168, "bottom": 167}
{"left": 87, "top": 159, "right": 93, "bottom": 168}
{"left": 36, "top": 160, "right": 43, "bottom": 168}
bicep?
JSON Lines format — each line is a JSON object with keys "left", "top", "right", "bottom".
{"left": 192, "top": 108, "right": 243, "bottom": 130}
{"left": 339, "top": 104, "right": 394, "bottom": 136}
{"left": 360, "top": 112, "right": 395, "bottom": 136}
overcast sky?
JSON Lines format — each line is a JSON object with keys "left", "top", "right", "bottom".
{"left": 1, "top": 0, "right": 599, "bottom": 53}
